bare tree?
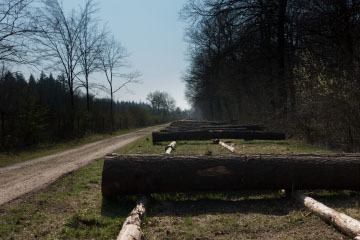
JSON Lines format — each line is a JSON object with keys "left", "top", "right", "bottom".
{"left": 36, "top": 0, "right": 88, "bottom": 107}
{"left": 77, "top": 0, "right": 105, "bottom": 111}
{"left": 98, "top": 36, "right": 140, "bottom": 132}
{"left": 0, "top": 0, "right": 36, "bottom": 64}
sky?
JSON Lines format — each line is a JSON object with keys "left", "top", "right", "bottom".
{"left": 62, "top": 0, "right": 190, "bottom": 109}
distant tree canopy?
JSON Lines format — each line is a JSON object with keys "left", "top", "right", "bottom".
{"left": 147, "top": 91, "right": 176, "bottom": 115}
{"left": 181, "top": 0, "right": 360, "bottom": 150}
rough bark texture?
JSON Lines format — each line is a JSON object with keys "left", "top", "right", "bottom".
{"left": 117, "top": 197, "right": 148, "bottom": 240}
{"left": 102, "top": 154, "right": 360, "bottom": 197}
{"left": 152, "top": 130, "right": 285, "bottom": 143}
{"left": 165, "top": 141, "right": 176, "bottom": 154}
{"left": 293, "top": 192, "right": 360, "bottom": 239}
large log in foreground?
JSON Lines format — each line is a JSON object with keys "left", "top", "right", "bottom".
{"left": 102, "top": 154, "right": 360, "bottom": 198}
{"left": 152, "top": 130, "right": 285, "bottom": 143}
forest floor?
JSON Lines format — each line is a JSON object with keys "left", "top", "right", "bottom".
{"left": 1, "top": 135, "right": 359, "bottom": 239}
{"left": 0, "top": 124, "right": 167, "bottom": 206}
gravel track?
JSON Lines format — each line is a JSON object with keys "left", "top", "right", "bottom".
{"left": 0, "top": 125, "right": 166, "bottom": 206}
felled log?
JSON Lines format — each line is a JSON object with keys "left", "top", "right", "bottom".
{"left": 160, "top": 127, "right": 262, "bottom": 132}
{"left": 117, "top": 196, "right": 148, "bottom": 240}
{"left": 170, "top": 120, "right": 228, "bottom": 126}
{"left": 152, "top": 130, "right": 285, "bottom": 143}
{"left": 165, "top": 141, "right": 176, "bottom": 154}
{"left": 292, "top": 192, "right": 360, "bottom": 239}
{"left": 169, "top": 122, "right": 264, "bottom": 131}
{"left": 102, "top": 153, "right": 360, "bottom": 197}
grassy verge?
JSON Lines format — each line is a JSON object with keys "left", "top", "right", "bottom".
{"left": 0, "top": 136, "right": 356, "bottom": 240}
{"left": 0, "top": 128, "right": 142, "bottom": 168}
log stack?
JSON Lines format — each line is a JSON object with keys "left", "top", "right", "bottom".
{"left": 102, "top": 153, "right": 360, "bottom": 198}
{"left": 152, "top": 120, "right": 284, "bottom": 143}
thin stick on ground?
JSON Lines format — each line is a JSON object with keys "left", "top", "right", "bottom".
{"left": 165, "top": 141, "right": 176, "bottom": 154}
{"left": 215, "top": 139, "right": 237, "bottom": 153}
{"left": 292, "top": 191, "right": 360, "bottom": 239}
{"left": 117, "top": 196, "right": 149, "bottom": 240}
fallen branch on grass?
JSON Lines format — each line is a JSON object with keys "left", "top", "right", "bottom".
{"left": 292, "top": 192, "right": 360, "bottom": 239}
{"left": 117, "top": 196, "right": 148, "bottom": 240}
{"left": 213, "top": 139, "right": 237, "bottom": 153}
{"left": 165, "top": 141, "right": 176, "bottom": 154}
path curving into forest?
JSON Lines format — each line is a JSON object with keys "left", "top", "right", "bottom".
{"left": 0, "top": 124, "right": 167, "bottom": 206}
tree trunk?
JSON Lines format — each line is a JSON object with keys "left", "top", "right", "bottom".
{"left": 86, "top": 81, "right": 90, "bottom": 112}
{"left": 102, "top": 153, "right": 360, "bottom": 197}
{"left": 0, "top": 111, "right": 4, "bottom": 146}
{"left": 152, "top": 130, "right": 285, "bottom": 143}
{"left": 110, "top": 90, "right": 114, "bottom": 133}
{"left": 276, "top": 0, "right": 288, "bottom": 114}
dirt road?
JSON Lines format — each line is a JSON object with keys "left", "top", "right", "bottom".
{"left": 0, "top": 125, "right": 166, "bottom": 206}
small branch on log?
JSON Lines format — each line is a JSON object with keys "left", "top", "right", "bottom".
{"left": 292, "top": 192, "right": 360, "bottom": 239}
{"left": 165, "top": 141, "right": 176, "bottom": 154}
{"left": 117, "top": 196, "right": 148, "bottom": 240}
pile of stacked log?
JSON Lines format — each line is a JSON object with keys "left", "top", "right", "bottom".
{"left": 104, "top": 120, "right": 360, "bottom": 239}
{"left": 103, "top": 153, "right": 360, "bottom": 239}
{"left": 153, "top": 120, "right": 285, "bottom": 143}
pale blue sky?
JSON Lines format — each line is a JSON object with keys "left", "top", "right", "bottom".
{"left": 63, "top": 0, "right": 190, "bottom": 109}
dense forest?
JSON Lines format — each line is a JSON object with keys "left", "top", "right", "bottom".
{"left": 0, "top": 0, "right": 187, "bottom": 150}
{"left": 181, "top": 0, "right": 360, "bottom": 150}
{"left": 0, "top": 71, "right": 186, "bottom": 149}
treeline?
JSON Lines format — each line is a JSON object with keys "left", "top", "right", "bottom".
{"left": 181, "top": 0, "right": 360, "bottom": 150}
{"left": 0, "top": 71, "right": 186, "bottom": 149}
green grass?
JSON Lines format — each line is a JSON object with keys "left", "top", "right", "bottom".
{"left": 116, "top": 136, "right": 336, "bottom": 155}
{"left": 0, "top": 134, "right": 353, "bottom": 240}
{"left": 0, "top": 128, "right": 142, "bottom": 168}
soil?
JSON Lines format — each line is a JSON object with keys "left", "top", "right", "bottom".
{"left": 0, "top": 125, "right": 167, "bottom": 206}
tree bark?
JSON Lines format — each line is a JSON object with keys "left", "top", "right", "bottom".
{"left": 152, "top": 130, "right": 285, "bottom": 143}
{"left": 102, "top": 153, "right": 360, "bottom": 197}
{"left": 292, "top": 192, "right": 360, "bottom": 239}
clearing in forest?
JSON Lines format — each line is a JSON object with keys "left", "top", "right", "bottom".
{"left": 1, "top": 135, "right": 358, "bottom": 240}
